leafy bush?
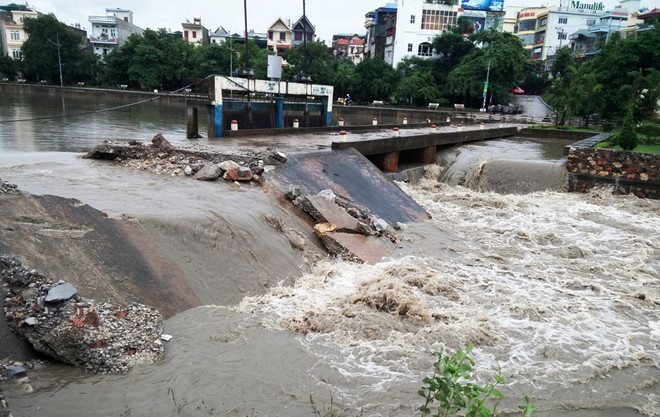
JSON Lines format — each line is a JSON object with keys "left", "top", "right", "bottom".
{"left": 419, "top": 345, "right": 536, "bottom": 417}
{"left": 614, "top": 125, "right": 638, "bottom": 151}
{"left": 635, "top": 121, "right": 660, "bottom": 137}
{"left": 602, "top": 121, "right": 615, "bottom": 132}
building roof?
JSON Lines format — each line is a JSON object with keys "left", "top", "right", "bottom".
{"left": 292, "top": 15, "right": 315, "bottom": 33}
{"left": 638, "top": 8, "right": 660, "bottom": 19}
{"left": 267, "top": 17, "right": 291, "bottom": 31}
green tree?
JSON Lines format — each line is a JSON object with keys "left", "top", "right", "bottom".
{"left": 332, "top": 58, "right": 356, "bottom": 98}
{"left": 353, "top": 56, "right": 400, "bottom": 103}
{"left": 105, "top": 28, "right": 194, "bottom": 90}
{"left": 588, "top": 25, "right": 660, "bottom": 119}
{"left": 431, "top": 30, "right": 475, "bottom": 95}
{"left": 188, "top": 43, "right": 234, "bottom": 78}
{"left": 282, "top": 41, "right": 334, "bottom": 85}
{"left": 447, "top": 29, "right": 528, "bottom": 108}
{"left": 0, "top": 54, "right": 17, "bottom": 80}
{"left": 21, "top": 14, "right": 86, "bottom": 84}
{"left": 394, "top": 56, "right": 441, "bottom": 105}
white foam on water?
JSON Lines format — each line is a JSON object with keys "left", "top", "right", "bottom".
{"left": 235, "top": 172, "right": 660, "bottom": 414}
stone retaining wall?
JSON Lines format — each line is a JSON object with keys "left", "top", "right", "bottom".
{"left": 565, "top": 134, "right": 659, "bottom": 199}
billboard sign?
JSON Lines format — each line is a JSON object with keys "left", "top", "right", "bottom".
{"left": 460, "top": 0, "right": 504, "bottom": 12}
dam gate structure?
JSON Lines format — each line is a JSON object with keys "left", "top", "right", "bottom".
{"left": 185, "top": 76, "right": 334, "bottom": 138}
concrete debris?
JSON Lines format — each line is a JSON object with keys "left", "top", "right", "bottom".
{"left": 1, "top": 254, "right": 164, "bottom": 374}
{"left": 223, "top": 166, "right": 253, "bottom": 181}
{"left": 83, "top": 134, "right": 271, "bottom": 186}
{"left": 44, "top": 283, "right": 77, "bottom": 303}
{"left": 273, "top": 151, "right": 288, "bottom": 163}
{"left": 193, "top": 164, "right": 222, "bottom": 181}
{"left": 218, "top": 160, "right": 239, "bottom": 171}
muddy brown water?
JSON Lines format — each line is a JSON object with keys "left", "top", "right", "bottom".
{"left": 0, "top": 92, "right": 658, "bottom": 417}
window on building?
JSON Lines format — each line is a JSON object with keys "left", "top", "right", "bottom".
{"left": 421, "top": 9, "right": 457, "bottom": 31}
{"left": 110, "top": 29, "right": 116, "bottom": 38}
{"left": 11, "top": 49, "right": 21, "bottom": 59}
{"left": 410, "top": 15, "right": 416, "bottom": 24}
{"left": 192, "top": 31, "right": 197, "bottom": 38}
{"left": 10, "top": 30, "right": 19, "bottom": 41}
{"left": 408, "top": 43, "right": 413, "bottom": 52}
{"left": 184, "top": 30, "right": 189, "bottom": 40}
{"left": 295, "top": 32, "right": 302, "bottom": 41}
{"left": 279, "top": 32, "right": 286, "bottom": 41}
{"left": 540, "top": 18, "right": 547, "bottom": 27}
{"left": 558, "top": 32, "right": 567, "bottom": 40}
{"left": 586, "top": 19, "right": 595, "bottom": 26}
{"left": 268, "top": 31, "right": 273, "bottom": 40}
{"left": 418, "top": 42, "right": 432, "bottom": 56}
{"left": 558, "top": 17, "right": 568, "bottom": 24}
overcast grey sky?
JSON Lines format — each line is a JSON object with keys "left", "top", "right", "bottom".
{"left": 31, "top": 0, "right": 657, "bottom": 43}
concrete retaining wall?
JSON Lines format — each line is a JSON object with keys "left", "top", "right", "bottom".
{"left": 565, "top": 134, "right": 659, "bottom": 199}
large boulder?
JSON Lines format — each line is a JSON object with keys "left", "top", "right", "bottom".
{"left": 1, "top": 255, "right": 164, "bottom": 373}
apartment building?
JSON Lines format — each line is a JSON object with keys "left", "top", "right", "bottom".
{"left": 0, "top": 4, "right": 38, "bottom": 58}
{"left": 88, "top": 8, "right": 143, "bottom": 57}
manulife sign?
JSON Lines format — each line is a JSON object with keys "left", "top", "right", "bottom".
{"left": 570, "top": 1, "right": 606, "bottom": 11}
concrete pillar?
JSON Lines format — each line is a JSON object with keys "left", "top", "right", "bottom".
{"left": 275, "top": 95, "right": 284, "bottom": 128}
{"left": 322, "top": 96, "right": 332, "bottom": 127}
{"left": 187, "top": 105, "right": 199, "bottom": 139}
{"left": 382, "top": 151, "right": 399, "bottom": 172}
{"left": 420, "top": 145, "right": 436, "bottom": 164}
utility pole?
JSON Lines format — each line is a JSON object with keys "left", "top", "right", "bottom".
{"left": 48, "top": 34, "right": 63, "bottom": 87}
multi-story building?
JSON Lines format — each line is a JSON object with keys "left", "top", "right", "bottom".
{"left": 0, "top": 3, "right": 38, "bottom": 59}
{"left": 291, "top": 15, "right": 315, "bottom": 45}
{"left": 391, "top": 0, "right": 505, "bottom": 66}
{"left": 517, "top": 0, "right": 644, "bottom": 71}
{"left": 88, "top": 8, "right": 143, "bottom": 57}
{"left": 210, "top": 26, "right": 232, "bottom": 44}
{"left": 332, "top": 34, "right": 366, "bottom": 64}
{"left": 182, "top": 17, "right": 209, "bottom": 46}
{"left": 364, "top": 3, "right": 397, "bottom": 62}
{"left": 267, "top": 18, "right": 292, "bottom": 54}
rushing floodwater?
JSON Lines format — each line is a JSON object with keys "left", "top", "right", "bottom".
{"left": 0, "top": 91, "right": 658, "bottom": 417}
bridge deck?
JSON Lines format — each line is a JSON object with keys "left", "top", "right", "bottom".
{"left": 331, "top": 127, "right": 518, "bottom": 155}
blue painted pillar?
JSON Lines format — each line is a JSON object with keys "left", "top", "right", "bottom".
{"left": 275, "top": 95, "right": 284, "bottom": 128}
{"left": 322, "top": 96, "right": 332, "bottom": 127}
{"left": 210, "top": 104, "right": 223, "bottom": 138}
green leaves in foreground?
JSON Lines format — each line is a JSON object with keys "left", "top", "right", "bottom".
{"left": 419, "top": 344, "right": 534, "bottom": 417}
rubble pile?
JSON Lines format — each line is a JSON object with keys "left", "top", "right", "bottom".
{"left": 285, "top": 188, "right": 398, "bottom": 264}
{"left": 84, "top": 133, "right": 284, "bottom": 184}
{"left": 1, "top": 255, "right": 165, "bottom": 374}
{"left": 0, "top": 180, "right": 19, "bottom": 196}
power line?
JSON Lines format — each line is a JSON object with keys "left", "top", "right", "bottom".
{"left": 0, "top": 84, "right": 195, "bottom": 125}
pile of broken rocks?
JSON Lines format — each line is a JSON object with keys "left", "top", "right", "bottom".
{"left": 84, "top": 133, "right": 288, "bottom": 184}
{"left": 1, "top": 254, "right": 164, "bottom": 374}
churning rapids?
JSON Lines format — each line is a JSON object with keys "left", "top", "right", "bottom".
{"left": 0, "top": 138, "right": 657, "bottom": 417}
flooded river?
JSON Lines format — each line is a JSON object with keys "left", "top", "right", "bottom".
{"left": 0, "top": 90, "right": 658, "bottom": 417}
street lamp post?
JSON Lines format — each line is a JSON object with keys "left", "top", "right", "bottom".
{"left": 481, "top": 52, "right": 491, "bottom": 112}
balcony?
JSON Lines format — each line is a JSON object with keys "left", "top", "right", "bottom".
{"left": 89, "top": 15, "right": 117, "bottom": 24}
{"left": 90, "top": 36, "right": 118, "bottom": 45}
